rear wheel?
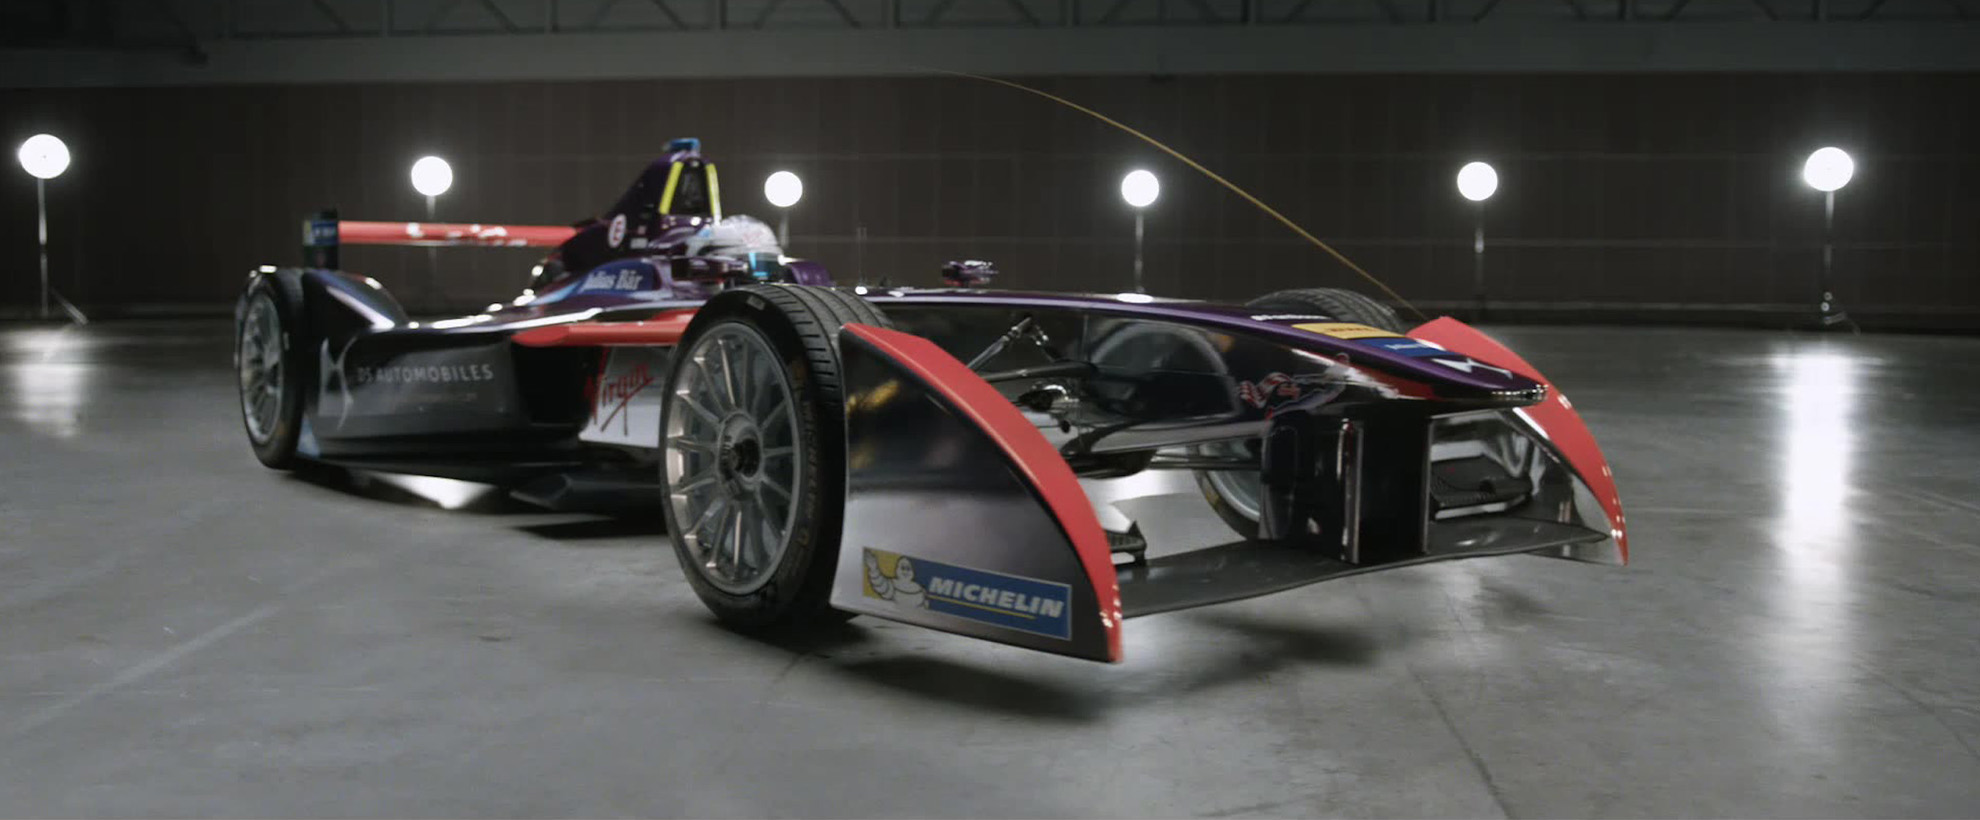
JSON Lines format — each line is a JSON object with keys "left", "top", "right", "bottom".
{"left": 660, "top": 285, "right": 888, "bottom": 628}
{"left": 236, "top": 278, "right": 306, "bottom": 469}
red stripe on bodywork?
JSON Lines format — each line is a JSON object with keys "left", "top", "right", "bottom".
{"left": 510, "top": 312, "right": 697, "bottom": 348}
{"left": 1408, "top": 317, "right": 1628, "bottom": 562}
{"left": 842, "top": 323, "right": 1124, "bottom": 662}
{"left": 338, "top": 220, "right": 577, "bottom": 248}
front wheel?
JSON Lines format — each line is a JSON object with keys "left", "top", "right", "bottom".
{"left": 1191, "top": 439, "right": 1265, "bottom": 540}
{"left": 659, "top": 285, "right": 889, "bottom": 628}
{"left": 1190, "top": 286, "right": 1405, "bottom": 538}
{"left": 1245, "top": 287, "right": 1406, "bottom": 334}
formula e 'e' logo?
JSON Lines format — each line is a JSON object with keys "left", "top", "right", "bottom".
{"left": 607, "top": 213, "right": 627, "bottom": 248}
{"left": 1432, "top": 357, "right": 1515, "bottom": 379}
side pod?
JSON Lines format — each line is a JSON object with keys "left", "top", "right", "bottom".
{"left": 1408, "top": 317, "right": 1628, "bottom": 562}
{"left": 830, "top": 324, "right": 1123, "bottom": 663}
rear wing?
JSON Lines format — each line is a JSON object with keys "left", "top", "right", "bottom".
{"left": 301, "top": 209, "right": 578, "bottom": 268}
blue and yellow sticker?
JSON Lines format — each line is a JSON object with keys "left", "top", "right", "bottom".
{"left": 1292, "top": 322, "right": 1401, "bottom": 340}
{"left": 1288, "top": 322, "right": 1451, "bottom": 358}
{"left": 863, "top": 548, "right": 1073, "bottom": 640}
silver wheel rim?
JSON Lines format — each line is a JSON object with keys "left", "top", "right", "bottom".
{"left": 239, "top": 294, "right": 285, "bottom": 444}
{"left": 1197, "top": 440, "right": 1263, "bottom": 524}
{"left": 664, "top": 322, "right": 803, "bottom": 595}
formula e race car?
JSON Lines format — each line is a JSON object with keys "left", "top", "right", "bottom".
{"left": 235, "top": 139, "right": 1626, "bottom": 663}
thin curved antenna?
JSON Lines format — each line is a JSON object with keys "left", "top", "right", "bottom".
{"left": 934, "top": 69, "right": 1428, "bottom": 323}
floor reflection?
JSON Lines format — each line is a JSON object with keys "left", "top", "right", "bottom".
{"left": 4, "top": 326, "right": 92, "bottom": 439}
{"left": 1776, "top": 349, "right": 1860, "bottom": 552}
{"left": 363, "top": 472, "right": 503, "bottom": 510}
{"left": 1768, "top": 346, "right": 1864, "bottom": 749}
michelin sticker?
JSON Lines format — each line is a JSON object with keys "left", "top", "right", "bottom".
{"left": 863, "top": 548, "right": 1072, "bottom": 640}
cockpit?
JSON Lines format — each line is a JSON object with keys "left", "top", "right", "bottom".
{"left": 530, "top": 139, "right": 808, "bottom": 296}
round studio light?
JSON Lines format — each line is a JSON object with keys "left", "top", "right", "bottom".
{"left": 18, "top": 134, "right": 71, "bottom": 180}
{"left": 410, "top": 156, "right": 453, "bottom": 197}
{"left": 1456, "top": 161, "right": 1498, "bottom": 202}
{"left": 1121, "top": 169, "right": 1159, "bottom": 208}
{"left": 1803, "top": 147, "right": 1854, "bottom": 193}
{"left": 764, "top": 171, "right": 803, "bottom": 208}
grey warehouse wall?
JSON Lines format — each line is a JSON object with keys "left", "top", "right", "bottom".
{"left": 1, "top": 73, "right": 1975, "bottom": 328}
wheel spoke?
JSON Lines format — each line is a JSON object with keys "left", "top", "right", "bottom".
{"left": 727, "top": 506, "right": 745, "bottom": 578}
{"left": 672, "top": 469, "right": 719, "bottom": 496}
{"left": 687, "top": 354, "right": 728, "bottom": 413}
{"left": 732, "top": 497, "right": 760, "bottom": 575}
{"left": 759, "top": 473, "right": 792, "bottom": 503}
{"left": 729, "top": 336, "right": 756, "bottom": 415}
{"left": 753, "top": 503, "right": 781, "bottom": 573}
{"left": 685, "top": 494, "right": 729, "bottom": 558}
{"left": 666, "top": 435, "right": 714, "bottom": 455}
{"left": 760, "top": 397, "right": 790, "bottom": 429}
{"left": 676, "top": 389, "right": 723, "bottom": 427}
{"left": 715, "top": 336, "right": 740, "bottom": 411}
{"left": 753, "top": 485, "right": 787, "bottom": 533}
{"left": 739, "top": 344, "right": 766, "bottom": 416}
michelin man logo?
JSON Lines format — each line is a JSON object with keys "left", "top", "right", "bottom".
{"left": 864, "top": 550, "right": 928, "bottom": 609}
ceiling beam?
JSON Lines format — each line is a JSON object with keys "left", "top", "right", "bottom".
{"left": 3, "top": 21, "right": 1977, "bottom": 86}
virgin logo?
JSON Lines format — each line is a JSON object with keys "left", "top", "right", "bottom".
{"left": 587, "top": 362, "right": 655, "bottom": 433}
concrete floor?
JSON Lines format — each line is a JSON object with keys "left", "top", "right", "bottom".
{"left": 4, "top": 319, "right": 1980, "bottom": 818}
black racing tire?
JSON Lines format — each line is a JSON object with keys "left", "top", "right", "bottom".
{"left": 659, "top": 285, "right": 890, "bottom": 629}
{"left": 1191, "top": 440, "right": 1264, "bottom": 541}
{"left": 235, "top": 276, "right": 308, "bottom": 470}
{"left": 1245, "top": 287, "right": 1406, "bottom": 334}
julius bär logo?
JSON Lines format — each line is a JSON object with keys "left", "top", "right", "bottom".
{"left": 579, "top": 269, "right": 646, "bottom": 293}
